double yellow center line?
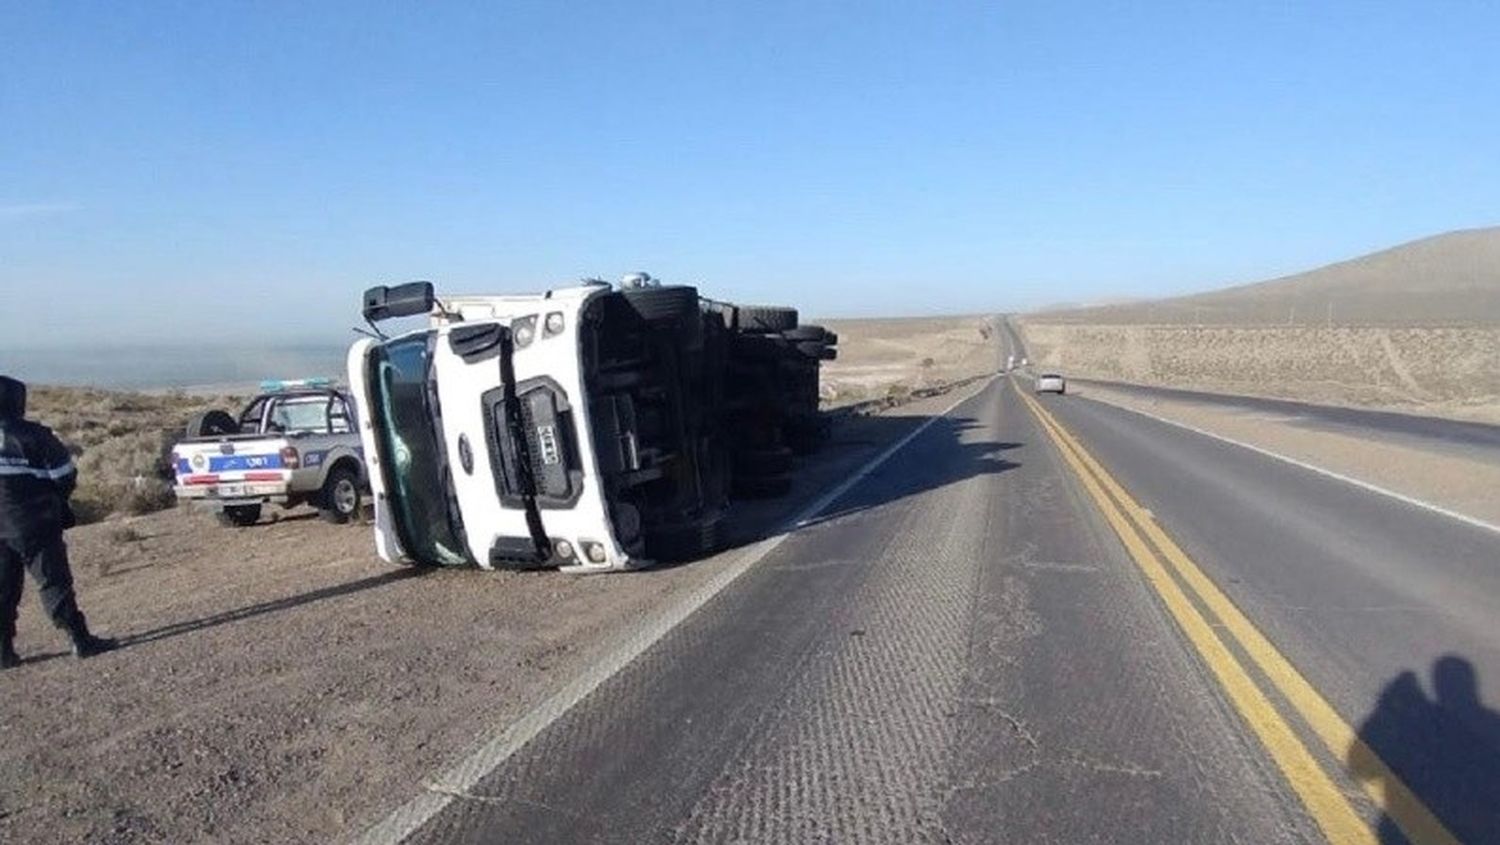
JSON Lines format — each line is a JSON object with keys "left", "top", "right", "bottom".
{"left": 1018, "top": 386, "right": 1458, "bottom": 845}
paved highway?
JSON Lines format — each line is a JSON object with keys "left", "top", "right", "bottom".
{"left": 364, "top": 327, "right": 1500, "bottom": 844}
{"left": 1074, "top": 378, "right": 1500, "bottom": 463}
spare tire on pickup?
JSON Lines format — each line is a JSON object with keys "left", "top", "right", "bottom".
{"left": 186, "top": 410, "right": 239, "bottom": 438}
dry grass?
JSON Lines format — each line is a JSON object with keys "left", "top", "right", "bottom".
{"left": 27, "top": 386, "right": 245, "bottom": 523}
{"left": 1018, "top": 322, "right": 1500, "bottom": 422}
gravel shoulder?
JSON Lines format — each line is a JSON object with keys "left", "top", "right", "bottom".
{"left": 1074, "top": 381, "right": 1500, "bottom": 528}
{"left": 0, "top": 386, "right": 982, "bottom": 845}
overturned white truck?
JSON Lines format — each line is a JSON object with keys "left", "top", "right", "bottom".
{"left": 347, "top": 276, "right": 837, "bottom": 572}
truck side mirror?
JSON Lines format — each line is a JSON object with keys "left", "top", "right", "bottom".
{"left": 363, "top": 281, "right": 436, "bottom": 322}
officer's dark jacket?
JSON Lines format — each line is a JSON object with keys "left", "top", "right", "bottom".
{"left": 0, "top": 377, "right": 77, "bottom": 540}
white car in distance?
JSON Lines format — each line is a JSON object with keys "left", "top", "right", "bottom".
{"left": 1035, "top": 373, "right": 1067, "bottom": 395}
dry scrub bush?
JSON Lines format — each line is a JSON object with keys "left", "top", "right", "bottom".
{"left": 30, "top": 386, "right": 245, "bottom": 523}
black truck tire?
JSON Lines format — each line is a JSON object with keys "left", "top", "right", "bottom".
{"left": 781, "top": 325, "right": 827, "bottom": 342}
{"left": 735, "top": 305, "right": 798, "bottom": 333}
{"left": 794, "top": 340, "right": 838, "bottom": 361}
{"left": 622, "top": 285, "right": 700, "bottom": 322}
{"left": 187, "top": 410, "right": 239, "bottom": 438}
{"left": 732, "top": 473, "right": 793, "bottom": 499}
{"left": 645, "top": 511, "right": 724, "bottom": 562}
{"left": 733, "top": 446, "right": 793, "bottom": 476}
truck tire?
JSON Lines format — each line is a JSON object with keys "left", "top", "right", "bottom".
{"left": 187, "top": 410, "right": 239, "bottom": 438}
{"left": 733, "top": 446, "right": 793, "bottom": 476}
{"left": 216, "top": 504, "right": 261, "bottom": 527}
{"left": 735, "top": 305, "right": 798, "bottom": 333}
{"left": 791, "top": 340, "right": 838, "bottom": 361}
{"left": 781, "top": 325, "right": 827, "bottom": 342}
{"left": 645, "top": 511, "right": 724, "bottom": 562}
{"left": 622, "top": 285, "right": 699, "bottom": 322}
{"left": 729, "top": 333, "right": 788, "bottom": 361}
{"left": 318, "top": 465, "right": 362, "bottom": 524}
{"left": 732, "top": 473, "right": 793, "bottom": 499}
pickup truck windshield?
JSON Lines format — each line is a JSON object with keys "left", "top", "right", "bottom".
{"left": 368, "top": 334, "right": 470, "bottom": 565}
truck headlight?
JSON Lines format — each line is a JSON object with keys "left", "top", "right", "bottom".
{"left": 513, "top": 315, "right": 538, "bottom": 348}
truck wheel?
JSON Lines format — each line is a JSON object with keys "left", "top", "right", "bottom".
{"left": 733, "top": 446, "right": 793, "bottom": 476}
{"left": 645, "top": 511, "right": 723, "bottom": 562}
{"left": 319, "top": 466, "right": 362, "bottom": 524}
{"left": 622, "top": 286, "right": 699, "bottom": 322}
{"left": 735, "top": 306, "right": 798, "bottom": 333}
{"left": 216, "top": 504, "right": 261, "bottom": 527}
{"left": 187, "top": 410, "right": 239, "bottom": 438}
{"left": 781, "top": 325, "right": 827, "bottom": 342}
{"left": 732, "top": 473, "right": 793, "bottom": 499}
{"left": 730, "top": 333, "right": 788, "bottom": 361}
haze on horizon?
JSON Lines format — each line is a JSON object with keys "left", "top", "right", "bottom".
{"left": 3, "top": 1, "right": 1499, "bottom": 347}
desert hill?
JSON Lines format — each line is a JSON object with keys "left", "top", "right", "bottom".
{"left": 1035, "top": 227, "right": 1500, "bottom": 326}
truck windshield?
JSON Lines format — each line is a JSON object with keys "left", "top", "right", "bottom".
{"left": 367, "top": 334, "right": 471, "bottom": 565}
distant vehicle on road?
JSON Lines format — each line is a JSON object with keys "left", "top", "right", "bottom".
{"left": 171, "top": 379, "right": 367, "bottom": 526}
{"left": 1035, "top": 373, "right": 1067, "bottom": 394}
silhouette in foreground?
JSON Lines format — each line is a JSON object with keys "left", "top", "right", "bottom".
{"left": 1352, "top": 656, "right": 1500, "bottom": 844}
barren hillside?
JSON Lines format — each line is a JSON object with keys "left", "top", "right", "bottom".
{"left": 1020, "top": 227, "right": 1500, "bottom": 420}
{"left": 1036, "top": 227, "right": 1500, "bottom": 327}
{"left": 819, "top": 315, "right": 998, "bottom": 405}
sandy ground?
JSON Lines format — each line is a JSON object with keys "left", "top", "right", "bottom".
{"left": 819, "top": 315, "right": 998, "bottom": 405}
{"left": 0, "top": 384, "right": 988, "bottom": 845}
{"left": 1072, "top": 381, "right": 1500, "bottom": 528}
{"left": 1018, "top": 322, "right": 1500, "bottom": 425}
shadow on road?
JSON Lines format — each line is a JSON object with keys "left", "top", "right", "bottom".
{"left": 1352, "top": 655, "right": 1500, "bottom": 843}
{"left": 715, "top": 413, "right": 1021, "bottom": 549}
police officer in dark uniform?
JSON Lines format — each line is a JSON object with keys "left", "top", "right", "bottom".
{"left": 0, "top": 376, "right": 117, "bottom": 668}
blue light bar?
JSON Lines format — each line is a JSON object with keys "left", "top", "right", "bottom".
{"left": 260, "top": 377, "right": 335, "bottom": 393}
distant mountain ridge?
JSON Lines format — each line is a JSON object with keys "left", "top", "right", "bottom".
{"left": 1032, "top": 227, "right": 1500, "bottom": 325}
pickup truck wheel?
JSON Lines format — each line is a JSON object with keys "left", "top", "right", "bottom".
{"left": 319, "top": 466, "right": 362, "bottom": 524}
{"left": 216, "top": 504, "right": 261, "bottom": 527}
{"left": 187, "top": 410, "right": 239, "bottom": 438}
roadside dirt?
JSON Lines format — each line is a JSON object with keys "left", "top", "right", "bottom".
{"left": 820, "top": 315, "right": 998, "bottom": 406}
{"left": 1074, "top": 381, "right": 1500, "bottom": 528}
{"left": 0, "top": 384, "right": 988, "bottom": 845}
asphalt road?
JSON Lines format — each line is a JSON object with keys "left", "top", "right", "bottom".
{"left": 401, "top": 379, "right": 1316, "bottom": 844}
{"left": 1074, "top": 378, "right": 1500, "bottom": 464}
{"left": 370, "top": 323, "right": 1500, "bottom": 844}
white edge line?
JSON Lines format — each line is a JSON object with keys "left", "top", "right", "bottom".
{"left": 1082, "top": 393, "right": 1500, "bottom": 538}
{"left": 354, "top": 376, "right": 997, "bottom": 845}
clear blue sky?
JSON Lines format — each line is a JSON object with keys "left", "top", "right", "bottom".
{"left": 3, "top": 1, "right": 1498, "bottom": 345}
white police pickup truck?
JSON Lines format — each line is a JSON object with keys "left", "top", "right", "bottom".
{"left": 171, "top": 380, "right": 368, "bottom": 527}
